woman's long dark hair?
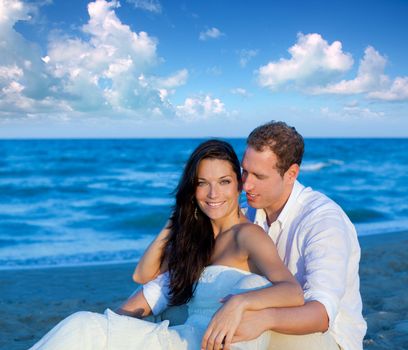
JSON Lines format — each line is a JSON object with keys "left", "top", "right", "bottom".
{"left": 162, "top": 139, "right": 242, "bottom": 306}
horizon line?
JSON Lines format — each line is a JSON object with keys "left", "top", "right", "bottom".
{"left": 0, "top": 136, "right": 407, "bottom": 141}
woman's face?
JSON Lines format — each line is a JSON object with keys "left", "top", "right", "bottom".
{"left": 195, "top": 158, "right": 240, "bottom": 222}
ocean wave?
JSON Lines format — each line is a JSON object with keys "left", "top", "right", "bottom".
{"left": 106, "top": 210, "right": 169, "bottom": 231}
{"left": 356, "top": 219, "right": 408, "bottom": 236}
{"left": 301, "top": 159, "right": 344, "bottom": 172}
{"left": 346, "top": 208, "right": 388, "bottom": 223}
{"left": 0, "top": 176, "right": 53, "bottom": 186}
{"left": 0, "top": 184, "right": 52, "bottom": 198}
{"left": 0, "top": 221, "right": 43, "bottom": 235}
{"left": 111, "top": 169, "right": 180, "bottom": 183}
{"left": 137, "top": 197, "right": 173, "bottom": 206}
{"left": 0, "top": 236, "right": 153, "bottom": 270}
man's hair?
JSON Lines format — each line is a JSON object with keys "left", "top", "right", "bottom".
{"left": 247, "top": 121, "right": 304, "bottom": 176}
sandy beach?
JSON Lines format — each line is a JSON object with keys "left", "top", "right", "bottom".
{"left": 1, "top": 231, "right": 407, "bottom": 350}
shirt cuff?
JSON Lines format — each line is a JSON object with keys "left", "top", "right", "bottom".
{"left": 142, "top": 272, "right": 170, "bottom": 315}
{"left": 304, "top": 291, "right": 337, "bottom": 329}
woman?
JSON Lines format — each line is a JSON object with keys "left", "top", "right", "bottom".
{"left": 29, "top": 140, "right": 303, "bottom": 350}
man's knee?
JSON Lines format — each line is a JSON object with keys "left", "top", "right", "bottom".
{"left": 265, "top": 331, "right": 339, "bottom": 350}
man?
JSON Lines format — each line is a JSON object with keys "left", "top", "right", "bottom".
{"left": 125, "top": 121, "right": 366, "bottom": 350}
{"left": 206, "top": 121, "right": 366, "bottom": 350}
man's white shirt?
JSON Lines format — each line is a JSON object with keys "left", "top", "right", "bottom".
{"left": 142, "top": 181, "right": 367, "bottom": 350}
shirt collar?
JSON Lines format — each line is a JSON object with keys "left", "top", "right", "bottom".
{"left": 254, "top": 180, "right": 304, "bottom": 229}
{"left": 276, "top": 180, "right": 304, "bottom": 227}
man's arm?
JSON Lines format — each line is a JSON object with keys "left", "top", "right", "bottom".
{"left": 232, "top": 301, "right": 328, "bottom": 342}
{"left": 237, "top": 208, "right": 352, "bottom": 342}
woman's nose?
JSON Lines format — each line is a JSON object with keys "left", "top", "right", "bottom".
{"left": 207, "top": 185, "right": 218, "bottom": 198}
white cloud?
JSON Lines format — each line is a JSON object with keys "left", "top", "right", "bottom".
{"left": 238, "top": 49, "right": 258, "bottom": 67}
{"left": 257, "top": 33, "right": 353, "bottom": 90}
{"left": 126, "top": 0, "right": 162, "bottom": 13}
{"left": 153, "top": 69, "right": 188, "bottom": 89}
{"left": 199, "top": 27, "right": 224, "bottom": 41}
{"left": 321, "top": 105, "right": 385, "bottom": 120}
{"left": 0, "top": 0, "right": 192, "bottom": 120}
{"left": 0, "top": 0, "right": 62, "bottom": 117}
{"left": 41, "top": 56, "right": 50, "bottom": 63}
{"left": 0, "top": 64, "right": 23, "bottom": 81}
{"left": 2, "top": 81, "right": 24, "bottom": 94}
{"left": 368, "top": 77, "right": 408, "bottom": 101}
{"left": 0, "top": 0, "right": 32, "bottom": 28}
{"left": 44, "top": 0, "right": 160, "bottom": 111}
{"left": 313, "top": 46, "right": 389, "bottom": 94}
{"left": 230, "top": 87, "right": 250, "bottom": 97}
{"left": 176, "top": 95, "right": 226, "bottom": 120}
{"left": 149, "top": 69, "right": 188, "bottom": 101}
{"left": 83, "top": 0, "right": 157, "bottom": 68}
{"left": 312, "top": 46, "right": 408, "bottom": 101}
{"left": 206, "top": 66, "right": 222, "bottom": 76}
{"left": 257, "top": 33, "right": 408, "bottom": 102}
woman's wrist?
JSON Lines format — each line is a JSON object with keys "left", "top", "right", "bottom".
{"left": 231, "top": 293, "right": 250, "bottom": 311}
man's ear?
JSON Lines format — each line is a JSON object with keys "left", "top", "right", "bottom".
{"left": 284, "top": 164, "right": 300, "bottom": 184}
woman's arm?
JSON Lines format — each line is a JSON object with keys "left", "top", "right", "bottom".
{"left": 132, "top": 221, "right": 170, "bottom": 284}
{"left": 232, "top": 223, "right": 304, "bottom": 309}
{"left": 115, "top": 289, "right": 152, "bottom": 318}
{"left": 202, "top": 224, "right": 304, "bottom": 350}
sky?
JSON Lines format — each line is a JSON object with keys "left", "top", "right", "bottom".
{"left": 0, "top": 0, "right": 407, "bottom": 138}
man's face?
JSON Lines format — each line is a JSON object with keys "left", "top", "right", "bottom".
{"left": 241, "top": 146, "right": 293, "bottom": 213}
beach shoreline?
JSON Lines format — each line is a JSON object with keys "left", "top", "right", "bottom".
{"left": 1, "top": 231, "right": 407, "bottom": 350}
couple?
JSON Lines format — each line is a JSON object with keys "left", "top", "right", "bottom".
{"left": 30, "top": 121, "right": 366, "bottom": 350}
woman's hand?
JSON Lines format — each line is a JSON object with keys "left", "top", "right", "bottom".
{"left": 201, "top": 294, "right": 247, "bottom": 350}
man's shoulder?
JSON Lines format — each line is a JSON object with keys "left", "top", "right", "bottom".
{"left": 295, "top": 183, "right": 354, "bottom": 230}
{"left": 297, "top": 183, "right": 343, "bottom": 214}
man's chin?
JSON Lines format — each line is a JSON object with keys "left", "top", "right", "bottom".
{"left": 247, "top": 198, "right": 263, "bottom": 209}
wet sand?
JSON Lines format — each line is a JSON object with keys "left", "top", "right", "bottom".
{"left": 1, "top": 231, "right": 407, "bottom": 350}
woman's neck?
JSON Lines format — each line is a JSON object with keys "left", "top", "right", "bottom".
{"left": 211, "top": 213, "right": 242, "bottom": 237}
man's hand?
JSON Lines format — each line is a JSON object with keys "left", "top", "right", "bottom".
{"left": 201, "top": 295, "right": 246, "bottom": 350}
{"left": 231, "top": 309, "right": 270, "bottom": 343}
{"left": 232, "top": 301, "right": 329, "bottom": 342}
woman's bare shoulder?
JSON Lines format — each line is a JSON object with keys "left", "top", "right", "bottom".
{"left": 234, "top": 223, "right": 276, "bottom": 258}
{"left": 234, "top": 222, "right": 267, "bottom": 242}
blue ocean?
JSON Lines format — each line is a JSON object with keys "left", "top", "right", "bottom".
{"left": 0, "top": 138, "right": 407, "bottom": 269}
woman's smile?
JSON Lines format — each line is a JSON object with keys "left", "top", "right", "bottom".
{"left": 205, "top": 201, "right": 226, "bottom": 208}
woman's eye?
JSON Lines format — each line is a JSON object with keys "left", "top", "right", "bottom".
{"left": 197, "top": 181, "right": 207, "bottom": 187}
{"left": 220, "top": 179, "right": 231, "bottom": 185}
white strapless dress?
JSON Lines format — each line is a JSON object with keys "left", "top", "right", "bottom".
{"left": 29, "top": 265, "right": 272, "bottom": 350}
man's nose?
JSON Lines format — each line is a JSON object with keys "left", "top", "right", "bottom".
{"left": 243, "top": 176, "right": 253, "bottom": 192}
